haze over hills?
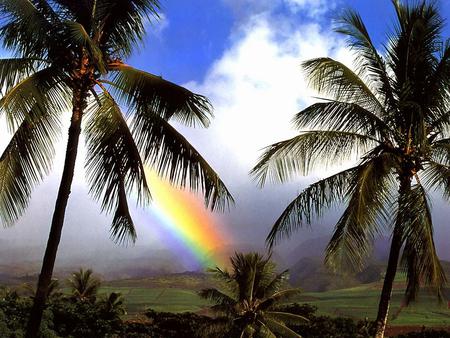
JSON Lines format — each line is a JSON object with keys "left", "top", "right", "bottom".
{"left": 4, "top": 234, "right": 448, "bottom": 294}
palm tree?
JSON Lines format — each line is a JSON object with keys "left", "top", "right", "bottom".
{"left": 67, "top": 268, "right": 101, "bottom": 302}
{"left": 22, "top": 279, "right": 62, "bottom": 300}
{"left": 98, "top": 292, "right": 126, "bottom": 317}
{"left": 199, "top": 252, "right": 307, "bottom": 338}
{"left": 251, "top": 1, "right": 449, "bottom": 337}
{"left": 0, "top": 0, "right": 233, "bottom": 335}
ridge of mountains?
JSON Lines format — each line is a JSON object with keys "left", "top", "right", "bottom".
{"left": 0, "top": 236, "right": 448, "bottom": 292}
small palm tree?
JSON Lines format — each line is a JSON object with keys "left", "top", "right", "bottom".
{"left": 199, "top": 252, "right": 307, "bottom": 338}
{"left": 0, "top": 0, "right": 233, "bottom": 334}
{"left": 67, "top": 268, "right": 101, "bottom": 302}
{"left": 98, "top": 292, "right": 126, "bottom": 317}
{"left": 22, "top": 279, "right": 61, "bottom": 300}
{"left": 251, "top": 1, "right": 449, "bottom": 337}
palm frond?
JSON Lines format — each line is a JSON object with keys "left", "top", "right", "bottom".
{"left": 0, "top": 0, "right": 53, "bottom": 57}
{"left": 292, "top": 101, "right": 392, "bottom": 139}
{"left": 64, "top": 20, "right": 106, "bottom": 73}
{"left": 255, "top": 320, "right": 278, "bottom": 338}
{"left": 335, "top": 9, "right": 396, "bottom": 109}
{"left": 251, "top": 131, "right": 378, "bottom": 186}
{"left": 265, "top": 166, "right": 358, "bottom": 248}
{"left": 265, "top": 311, "right": 309, "bottom": 325}
{"left": 106, "top": 63, "right": 211, "bottom": 127}
{"left": 259, "top": 289, "right": 302, "bottom": 311}
{"left": 95, "top": 0, "right": 160, "bottom": 57}
{"left": 130, "top": 105, "right": 233, "bottom": 211}
{"left": 85, "top": 93, "right": 150, "bottom": 244}
{"left": 399, "top": 184, "right": 446, "bottom": 304}
{"left": 0, "top": 67, "right": 70, "bottom": 130}
{"left": 0, "top": 58, "right": 46, "bottom": 94}
{"left": 325, "top": 153, "right": 397, "bottom": 271}
{"left": 198, "top": 288, "right": 236, "bottom": 314}
{"left": 302, "top": 57, "right": 386, "bottom": 116}
{"left": 430, "top": 138, "right": 450, "bottom": 166}
{"left": 421, "top": 161, "right": 450, "bottom": 201}
{"left": 423, "top": 40, "right": 450, "bottom": 129}
{"left": 264, "top": 318, "right": 302, "bottom": 338}
{"left": 0, "top": 102, "right": 59, "bottom": 225}
{"left": 261, "top": 270, "right": 289, "bottom": 299}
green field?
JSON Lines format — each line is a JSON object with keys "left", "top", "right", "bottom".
{"left": 100, "top": 279, "right": 450, "bottom": 326}
{"left": 298, "top": 284, "right": 450, "bottom": 326}
{"left": 99, "top": 286, "right": 210, "bottom": 314}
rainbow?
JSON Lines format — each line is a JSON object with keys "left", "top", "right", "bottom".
{"left": 143, "top": 168, "right": 230, "bottom": 269}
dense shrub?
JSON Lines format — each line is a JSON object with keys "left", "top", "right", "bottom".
{"left": 48, "top": 298, "right": 123, "bottom": 337}
{"left": 395, "top": 330, "right": 450, "bottom": 338}
{"left": 0, "top": 290, "right": 124, "bottom": 337}
{"left": 278, "top": 303, "right": 374, "bottom": 338}
{"left": 143, "top": 309, "right": 229, "bottom": 338}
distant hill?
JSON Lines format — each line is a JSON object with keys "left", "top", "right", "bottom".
{"left": 286, "top": 236, "right": 398, "bottom": 292}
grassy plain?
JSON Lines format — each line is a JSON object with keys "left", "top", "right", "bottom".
{"left": 100, "top": 276, "right": 450, "bottom": 326}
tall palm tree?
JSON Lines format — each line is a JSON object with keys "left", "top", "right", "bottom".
{"left": 251, "top": 1, "right": 449, "bottom": 337}
{"left": 199, "top": 252, "right": 307, "bottom": 338}
{"left": 67, "top": 268, "right": 101, "bottom": 302}
{"left": 0, "top": 0, "right": 233, "bottom": 335}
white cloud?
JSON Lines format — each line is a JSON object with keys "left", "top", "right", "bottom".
{"left": 176, "top": 12, "right": 354, "bottom": 245}
{"left": 222, "top": 0, "right": 337, "bottom": 19}
{"left": 285, "top": 0, "right": 337, "bottom": 16}
{"left": 183, "top": 13, "right": 353, "bottom": 176}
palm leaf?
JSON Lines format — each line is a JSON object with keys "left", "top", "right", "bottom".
{"left": 0, "top": 67, "right": 69, "bottom": 130}
{"left": 0, "top": 0, "right": 54, "bottom": 57}
{"left": 0, "top": 58, "right": 46, "bottom": 94}
{"left": 399, "top": 184, "right": 446, "bottom": 304}
{"left": 95, "top": 0, "right": 160, "bottom": 57}
{"left": 258, "top": 289, "right": 302, "bottom": 311}
{"left": 302, "top": 57, "right": 386, "bottom": 116}
{"left": 325, "top": 153, "right": 397, "bottom": 271}
{"left": 265, "top": 166, "right": 358, "bottom": 248}
{"left": 106, "top": 63, "right": 211, "bottom": 127}
{"left": 335, "top": 9, "right": 396, "bottom": 109}
{"left": 260, "top": 270, "right": 289, "bottom": 299}
{"left": 430, "top": 138, "right": 450, "bottom": 166}
{"left": 251, "top": 130, "right": 379, "bottom": 186}
{"left": 130, "top": 105, "right": 233, "bottom": 211}
{"left": 198, "top": 288, "right": 236, "bottom": 314}
{"left": 421, "top": 161, "right": 450, "bottom": 201}
{"left": 264, "top": 318, "right": 302, "bottom": 338}
{"left": 64, "top": 20, "right": 106, "bottom": 73}
{"left": 265, "top": 311, "right": 309, "bottom": 325}
{"left": 292, "top": 101, "right": 392, "bottom": 139}
{"left": 0, "top": 102, "right": 59, "bottom": 225}
{"left": 85, "top": 93, "right": 150, "bottom": 244}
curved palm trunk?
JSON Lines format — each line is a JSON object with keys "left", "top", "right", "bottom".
{"left": 25, "top": 85, "right": 87, "bottom": 337}
{"left": 374, "top": 177, "right": 411, "bottom": 338}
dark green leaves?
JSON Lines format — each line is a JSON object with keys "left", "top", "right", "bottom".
{"left": 0, "top": 103, "right": 59, "bottom": 225}
{"left": 85, "top": 93, "right": 150, "bottom": 244}
{"left": 109, "top": 64, "right": 212, "bottom": 127}
{"left": 399, "top": 184, "right": 446, "bottom": 304}
{"left": 252, "top": 130, "right": 378, "bottom": 186}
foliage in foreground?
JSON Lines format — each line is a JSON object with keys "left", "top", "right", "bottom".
{"left": 251, "top": 1, "right": 450, "bottom": 336}
{"left": 0, "top": 288, "right": 125, "bottom": 337}
{"left": 0, "top": 290, "right": 448, "bottom": 338}
{"left": 199, "top": 252, "right": 307, "bottom": 337}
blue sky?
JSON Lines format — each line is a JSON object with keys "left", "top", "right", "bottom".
{"left": 2, "top": 0, "right": 450, "bottom": 270}
{"left": 130, "top": 0, "right": 450, "bottom": 84}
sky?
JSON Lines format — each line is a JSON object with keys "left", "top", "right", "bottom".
{"left": 1, "top": 0, "right": 450, "bottom": 272}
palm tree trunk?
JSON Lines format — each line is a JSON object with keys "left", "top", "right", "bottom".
{"left": 374, "top": 177, "right": 411, "bottom": 338}
{"left": 25, "top": 85, "right": 87, "bottom": 337}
